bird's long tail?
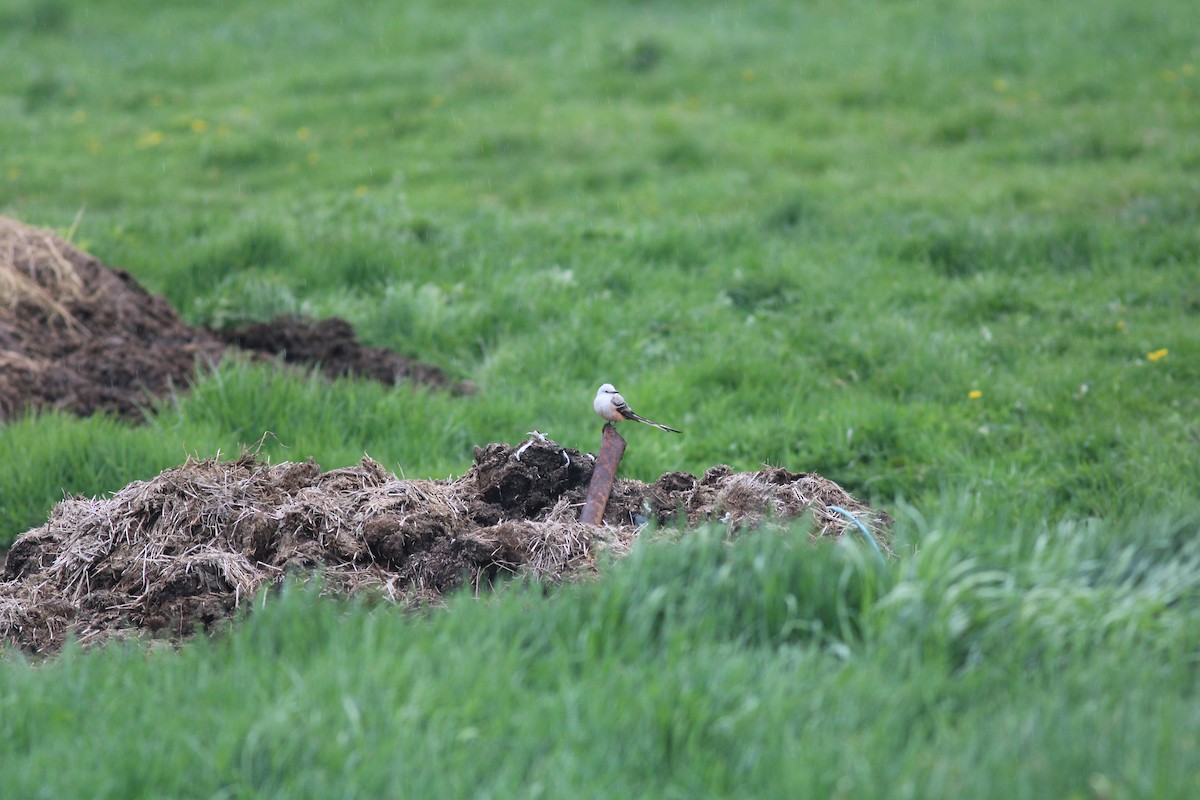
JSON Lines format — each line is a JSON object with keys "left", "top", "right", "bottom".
{"left": 629, "top": 412, "right": 681, "bottom": 433}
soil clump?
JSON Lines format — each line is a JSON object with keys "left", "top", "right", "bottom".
{"left": 212, "top": 316, "right": 474, "bottom": 394}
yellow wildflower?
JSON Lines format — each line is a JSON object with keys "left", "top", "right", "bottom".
{"left": 136, "top": 130, "right": 165, "bottom": 148}
{"left": 297, "top": 127, "right": 311, "bottom": 140}
{"left": 968, "top": 390, "right": 982, "bottom": 400}
{"left": 190, "top": 118, "right": 209, "bottom": 133}
{"left": 1147, "top": 349, "right": 1168, "bottom": 362}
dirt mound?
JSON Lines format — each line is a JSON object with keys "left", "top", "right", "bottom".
{"left": 212, "top": 316, "right": 475, "bottom": 395}
{"left": 0, "top": 436, "right": 891, "bottom": 653}
{"left": 0, "top": 217, "right": 465, "bottom": 421}
{"left": 0, "top": 217, "right": 227, "bottom": 420}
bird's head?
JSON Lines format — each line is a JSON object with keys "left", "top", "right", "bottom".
{"left": 597, "top": 383, "right": 617, "bottom": 395}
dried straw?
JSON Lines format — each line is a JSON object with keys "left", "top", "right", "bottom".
{"left": 0, "top": 216, "right": 87, "bottom": 330}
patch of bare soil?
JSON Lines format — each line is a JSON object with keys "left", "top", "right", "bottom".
{"left": 211, "top": 316, "right": 475, "bottom": 395}
{"left": 0, "top": 217, "right": 465, "bottom": 422}
{"left": 0, "top": 435, "right": 891, "bottom": 654}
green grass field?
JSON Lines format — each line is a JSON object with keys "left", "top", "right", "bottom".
{"left": 2, "top": 0, "right": 1199, "bottom": 795}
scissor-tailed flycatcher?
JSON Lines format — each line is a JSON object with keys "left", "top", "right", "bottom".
{"left": 593, "top": 383, "right": 681, "bottom": 433}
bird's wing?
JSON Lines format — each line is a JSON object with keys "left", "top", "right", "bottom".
{"left": 612, "top": 396, "right": 640, "bottom": 421}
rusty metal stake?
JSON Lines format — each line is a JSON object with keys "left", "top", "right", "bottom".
{"left": 580, "top": 423, "right": 627, "bottom": 525}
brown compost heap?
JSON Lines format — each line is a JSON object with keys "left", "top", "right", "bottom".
{"left": 0, "top": 216, "right": 466, "bottom": 422}
{"left": 1, "top": 436, "right": 892, "bottom": 653}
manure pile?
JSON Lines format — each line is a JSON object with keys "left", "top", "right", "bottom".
{"left": 0, "top": 216, "right": 465, "bottom": 422}
{"left": 1, "top": 437, "right": 891, "bottom": 653}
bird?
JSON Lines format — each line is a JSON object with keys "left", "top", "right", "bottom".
{"left": 593, "top": 383, "right": 681, "bottom": 433}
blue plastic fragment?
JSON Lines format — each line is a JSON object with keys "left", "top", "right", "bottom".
{"left": 826, "top": 505, "right": 886, "bottom": 563}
